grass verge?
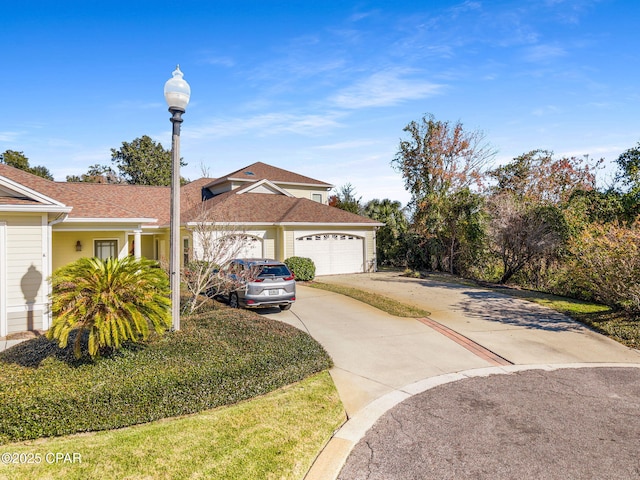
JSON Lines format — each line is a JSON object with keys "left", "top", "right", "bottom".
{"left": 308, "top": 281, "right": 431, "bottom": 318}
{"left": 486, "top": 287, "right": 640, "bottom": 349}
{"left": 0, "top": 371, "right": 345, "bottom": 480}
{"left": 410, "top": 270, "right": 640, "bottom": 350}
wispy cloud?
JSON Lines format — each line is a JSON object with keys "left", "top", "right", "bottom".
{"left": 523, "top": 44, "right": 568, "bottom": 62}
{"left": 186, "top": 111, "right": 345, "bottom": 139}
{"left": 0, "top": 131, "right": 23, "bottom": 142}
{"left": 330, "top": 69, "right": 443, "bottom": 109}
{"left": 532, "top": 105, "right": 561, "bottom": 116}
{"left": 111, "top": 100, "right": 164, "bottom": 110}
{"left": 201, "top": 56, "right": 235, "bottom": 67}
{"left": 313, "top": 139, "right": 379, "bottom": 150}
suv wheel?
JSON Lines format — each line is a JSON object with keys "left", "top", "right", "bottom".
{"left": 229, "top": 292, "right": 240, "bottom": 309}
{"left": 280, "top": 303, "right": 292, "bottom": 311}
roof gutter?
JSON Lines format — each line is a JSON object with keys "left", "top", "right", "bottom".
{"left": 48, "top": 212, "right": 69, "bottom": 226}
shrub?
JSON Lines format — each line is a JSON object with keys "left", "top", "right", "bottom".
{"left": 47, "top": 256, "right": 171, "bottom": 358}
{"left": 568, "top": 222, "right": 640, "bottom": 312}
{"left": 0, "top": 308, "right": 332, "bottom": 444}
{"left": 285, "top": 256, "right": 316, "bottom": 281}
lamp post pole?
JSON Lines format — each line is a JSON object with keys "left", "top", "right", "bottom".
{"left": 164, "top": 66, "right": 190, "bottom": 331}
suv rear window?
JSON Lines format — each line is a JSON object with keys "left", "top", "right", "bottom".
{"left": 257, "top": 265, "right": 291, "bottom": 278}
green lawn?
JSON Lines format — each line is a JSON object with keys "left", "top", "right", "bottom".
{"left": 308, "top": 281, "right": 431, "bottom": 318}
{"left": 0, "top": 372, "right": 344, "bottom": 480}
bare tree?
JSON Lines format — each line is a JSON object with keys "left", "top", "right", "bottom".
{"left": 181, "top": 205, "right": 258, "bottom": 314}
{"left": 488, "top": 194, "right": 568, "bottom": 284}
{"left": 392, "top": 113, "right": 496, "bottom": 200}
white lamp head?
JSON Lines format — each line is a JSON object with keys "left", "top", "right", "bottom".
{"left": 164, "top": 65, "right": 191, "bottom": 111}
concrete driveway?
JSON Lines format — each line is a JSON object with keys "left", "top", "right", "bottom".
{"left": 263, "top": 271, "right": 640, "bottom": 479}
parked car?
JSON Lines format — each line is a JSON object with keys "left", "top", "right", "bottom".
{"left": 219, "top": 258, "right": 296, "bottom": 311}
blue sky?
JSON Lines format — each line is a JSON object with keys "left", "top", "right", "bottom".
{"left": 2, "top": 0, "right": 639, "bottom": 205}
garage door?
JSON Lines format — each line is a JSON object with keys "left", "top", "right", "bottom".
{"left": 295, "top": 234, "right": 364, "bottom": 275}
{"left": 213, "top": 235, "right": 263, "bottom": 264}
{"left": 238, "top": 235, "right": 263, "bottom": 258}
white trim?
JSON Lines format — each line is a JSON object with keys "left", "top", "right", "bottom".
{"left": 62, "top": 217, "right": 156, "bottom": 224}
{"left": 203, "top": 177, "right": 333, "bottom": 190}
{"left": 0, "top": 205, "right": 71, "bottom": 213}
{"left": 235, "top": 179, "right": 294, "bottom": 197}
{"left": 41, "top": 215, "right": 52, "bottom": 330}
{"left": 0, "top": 221, "right": 6, "bottom": 337}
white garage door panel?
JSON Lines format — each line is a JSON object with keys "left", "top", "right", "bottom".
{"left": 295, "top": 234, "right": 364, "bottom": 275}
{"left": 238, "top": 236, "right": 263, "bottom": 258}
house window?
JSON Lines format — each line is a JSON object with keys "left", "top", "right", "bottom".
{"left": 312, "top": 193, "right": 323, "bottom": 203}
{"left": 94, "top": 240, "right": 118, "bottom": 260}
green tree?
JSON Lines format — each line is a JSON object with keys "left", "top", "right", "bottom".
{"left": 488, "top": 150, "right": 600, "bottom": 205}
{"left": 564, "top": 189, "right": 629, "bottom": 232}
{"left": 615, "top": 141, "right": 640, "bottom": 193}
{"left": 329, "top": 183, "right": 362, "bottom": 214}
{"left": 392, "top": 114, "right": 493, "bottom": 274}
{"left": 363, "top": 198, "right": 408, "bottom": 265}
{"left": 614, "top": 141, "right": 640, "bottom": 222}
{"left": 47, "top": 256, "right": 171, "bottom": 359}
{"left": 110, "top": 135, "right": 186, "bottom": 186}
{"left": 412, "top": 189, "right": 486, "bottom": 274}
{"left": 0, "top": 150, "right": 54, "bottom": 180}
{"left": 66, "top": 164, "right": 123, "bottom": 183}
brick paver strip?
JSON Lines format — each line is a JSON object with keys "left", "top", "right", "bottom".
{"left": 418, "top": 317, "right": 513, "bottom": 366}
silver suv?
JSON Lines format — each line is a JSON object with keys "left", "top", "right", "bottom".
{"left": 222, "top": 259, "right": 296, "bottom": 311}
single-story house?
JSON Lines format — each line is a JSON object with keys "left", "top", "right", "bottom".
{"left": 0, "top": 161, "right": 382, "bottom": 337}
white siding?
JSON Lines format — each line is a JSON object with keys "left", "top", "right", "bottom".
{"left": 1, "top": 214, "right": 48, "bottom": 334}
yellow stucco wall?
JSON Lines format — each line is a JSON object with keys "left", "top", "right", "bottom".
{"left": 52, "top": 231, "right": 129, "bottom": 270}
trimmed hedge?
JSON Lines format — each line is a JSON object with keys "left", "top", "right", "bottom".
{"left": 0, "top": 307, "right": 332, "bottom": 444}
{"left": 285, "top": 256, "right": 316, "bottom": 281}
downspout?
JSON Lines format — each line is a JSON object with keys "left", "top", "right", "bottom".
{"left": 279, "top": 225, "right": 287, "bottom": 262}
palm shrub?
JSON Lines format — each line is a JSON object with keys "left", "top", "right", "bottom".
{"left": 47, "top": 256, "right": 171, "bottom": 358}
{"left": 285, "top": 256, "right": 316, "bottom": 281}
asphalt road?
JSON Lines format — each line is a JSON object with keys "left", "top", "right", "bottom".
{"left": 337, "top": 366, "right": 640, "bottom": 480}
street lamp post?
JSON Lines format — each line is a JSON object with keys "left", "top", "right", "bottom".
{"left": 164, "top": 65, "right": 191, "bottom": 331}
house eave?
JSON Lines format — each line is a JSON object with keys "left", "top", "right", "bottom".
{"left": 0, "top": 205, "right": 72, "bottom": 213}
{"left": 185, "top": 221, "right": 383, "bottom": 228}
{"left": 63, "top": 217, "right": 157, "bottom": 224}
{"left": 0, "top": 177, "right": 67, "bottom": 207}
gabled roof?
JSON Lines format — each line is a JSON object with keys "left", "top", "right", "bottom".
{"left": 0, "top": 164, "right": 163, "bottom": 223}
{"left": 184, "top": 191, "right": 380, "bottom": 226}
{"left": 203, "top": 161, "right": 333, "bottom": 189}
{"left": 0, "top": 162, "right": 379, "bottom": 228}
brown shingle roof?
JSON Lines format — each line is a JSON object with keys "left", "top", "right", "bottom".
{"left": 0, "top": 164, "right": 167, "bottom": 222}
{"left": 205, "top": 162, "right": 332, "bottom": 189}
{"left": 0, "top": 196, "right": 42, "bottom": 206}
{"left": 1, "top": 162, "right": 377, "bottom": 227}
{"left": 184, "top": 191, "right": 379, "bottom": 225}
